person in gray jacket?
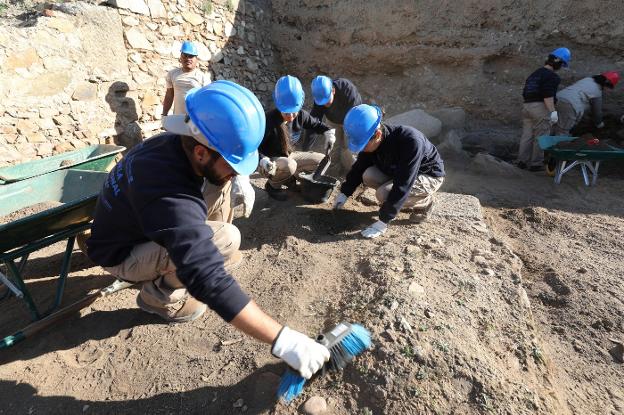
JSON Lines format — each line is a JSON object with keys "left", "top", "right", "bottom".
{"left": 553, "top": 71, "right": 620, "bottom": 136}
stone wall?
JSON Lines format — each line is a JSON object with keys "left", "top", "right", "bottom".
{"left": 0, "top": 0, "right": 278, "bottom": 167}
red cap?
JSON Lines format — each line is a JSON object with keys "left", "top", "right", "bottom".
{"left": 602, "top": 71, "right": 620, "bottom": 87}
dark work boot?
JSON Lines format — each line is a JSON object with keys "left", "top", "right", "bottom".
{"left": 265, "top": 182, "right": 289, "bottom": 201}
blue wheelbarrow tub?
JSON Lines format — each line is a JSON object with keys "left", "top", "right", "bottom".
{"left": 0, "top": 144, "right": 124, "bottom": 184}
{"left": 0, "top": 169, "right": 109, "bottom": 253}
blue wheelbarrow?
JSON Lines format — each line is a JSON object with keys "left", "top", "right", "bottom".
{"left": 538, "top": 135, "right": 624, "bottom": 186}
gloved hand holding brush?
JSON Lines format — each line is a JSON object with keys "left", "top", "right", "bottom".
{"left": 272, "top": 326, "right": 330, "bottom": 379}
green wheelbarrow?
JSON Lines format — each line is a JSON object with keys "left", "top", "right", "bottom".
{"left": 538, "top": 135, "right": 624, "bottom": 186}
{"left": 0, "top": 145, "right": 126, "bottom": 348}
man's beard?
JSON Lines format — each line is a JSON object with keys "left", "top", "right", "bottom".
{"left": 202, "top": 153, "right": 232, "bottom": 186}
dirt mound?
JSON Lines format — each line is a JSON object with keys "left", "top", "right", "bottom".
{"left": 0, "top": 188, "right": 564, "bottom": 414}
{"left": 0, "top": 201, "right": 63, "bottom": 225}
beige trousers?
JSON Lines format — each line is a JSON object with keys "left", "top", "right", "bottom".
{"left": 325, "top": 119, "right": 355, "bottom": 171}
{"left": 518, "top": 102, "right": 552, "bottom": 167}
{"left": 362, "top": 165, "right": 444, "bottom": 210}
{"left": 552, "top": 100, "right": 579, "bottom": 137}
{"left": 262, "top": 151, "right": 324, "bottom": 188}
{"left": 104, "top": 180, "right": 240, "bottom": 306}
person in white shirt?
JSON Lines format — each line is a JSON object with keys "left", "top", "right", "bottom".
{"left": 162, "top": 41, "right": 211, "bottom": 116}
{"left": 553, "top": 71, "right": 620, "bottom": 136}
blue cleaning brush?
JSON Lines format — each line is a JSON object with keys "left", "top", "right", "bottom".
{"left": 277, "top": 322, "right": 372, "bottom": 403}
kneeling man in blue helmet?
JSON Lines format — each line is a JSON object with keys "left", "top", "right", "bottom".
{"left": 85, "top": 81, "right": 329, "bottom": 380}
{"left": 333, "top": 104, "right": 445, "bottom": 239}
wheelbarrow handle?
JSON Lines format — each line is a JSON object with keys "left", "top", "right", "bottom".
{"left": 0, "top": 280, "right": 133, "bottom": 349}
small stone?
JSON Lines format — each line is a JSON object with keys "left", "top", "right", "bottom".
{"left": 302, "top": 396, "right": 327, "bottom": 415}
{"left": 224, "top": 22, "right": 236, "bottom": 37}
{"left": 72, "top": 82, "right": 97, "bottom": 101}
{"left": 82, "top": 404, "right": 89, "bottom": 412}
{"left": 424, "top": 307, "right": 433, "bottom": 318}
{"left": 481, "top": 268, "right": 495, "bottom": 277}
{"left": 398, "top": 316, "right": 413, "bottom": 334}
{"left": 125, "top": 28, "right": 152, "bottom": 50}
{"left": 200, "top": 375, "right": 209, "bottom": 382}
{"left": 122, "top": 16, "right": 140, "bottom": 26}
{"left": 233, "top": 398, "right": 244, "bottom": 408}
{"left": 577, "top": 267, "right": 588, "bottom": 274}
{"left": 237, "top": 46, "right": 244, "bottom": 55}
{"left": 389, "top": 300, "right": 399, "bottom": 311}
{"left": 408, "top": 282, "right": 425, "bottom": 296}
{"left": 17, "top": 119, "right": 39, "bottom": 135}
{"left": 182, "top": 11, "right": 203, "bottom": 26}
{"left": 37, "top": 118, "right": 56, "bottom": 130}
{"left": 42, "top": 8, "right": 55, "bottom": 17}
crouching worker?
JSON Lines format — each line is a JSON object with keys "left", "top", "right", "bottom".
{"left": 259, "top": 75, "right": 336, "bottom": 201}
{"left": 333, "top": 104, "right": 445, "bottom": 239}
{"left": 85, "top": 81, "right": 329, "bottom": 379}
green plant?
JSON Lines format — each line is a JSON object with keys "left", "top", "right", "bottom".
{"left": 0, "top": 3, "right": 8, "bottom": 16}
{"left": 225, "top": 0, "right": 233, "bottom": 12}
{"left": 202, "top": 0, "right": 212, "bottom": 15}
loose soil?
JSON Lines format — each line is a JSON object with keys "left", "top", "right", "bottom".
{"left": 0, "top": 201, "right": 63, "bottom": 226}
{"left": 0, "top": 154, "right": 623, "bottom": 414}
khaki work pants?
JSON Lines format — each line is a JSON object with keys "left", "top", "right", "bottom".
{"left": 262, "top": 151, "right": 324, "bottom": 188}
{"left": 552, "top": 100, "right": 579, "bottom": 137}
{"left": 518, "top": 102, "right": 552, "bottom": 167}
{"left": 325, "top": 119, "right": 355, "bottom": 172}
{"left": 104, "top": 180, "right": 240, "bottom": 307}
{"left": 362, "top": 165, "right": 444, "bottom": 210}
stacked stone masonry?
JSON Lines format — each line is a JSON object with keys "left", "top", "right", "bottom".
{"left": 0, "top": 0, "right": 278, "bottom": 167}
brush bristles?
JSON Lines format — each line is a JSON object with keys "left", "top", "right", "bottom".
{"left": 277, "top": 369, "right": 306, "bottom": 403}
{"left": 277, "top": 323, "right": 373, "bottom": 403}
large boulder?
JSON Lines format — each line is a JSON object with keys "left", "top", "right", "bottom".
{"left": 429, "top": 107, "right": 466, "bottom": 132}
{"left": 386, "top": 109, "right": 442, "bottom": 139}
{"left": 461, "top": 128, "right": 519, "bottom": 161}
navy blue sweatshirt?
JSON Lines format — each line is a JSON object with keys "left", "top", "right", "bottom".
{"left": 259, "top": 108, "right": 330, "bottom": 158}
{"left": 523, "top": 67, "right": 561, "bottom": 103}
{"left": 310, "top": 78, "right": 362, "bottom": 125}
{"left": 340, "top": 124, "right": 445, "bottom": 223}
{"left": 86, "top": 133, "right": 250, "bottom": 321}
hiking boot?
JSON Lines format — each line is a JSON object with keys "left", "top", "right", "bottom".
{"left": 265, "top": 182, "right": 289, "bottom": 201}
{"left": 545, "top": 159, "right": 557, "bottom": 177}
{"left": 409, "top": 200, "right": 435, "bottom": 224}
{"left": 137, "top": 292, "right": 207, "bottom": 323}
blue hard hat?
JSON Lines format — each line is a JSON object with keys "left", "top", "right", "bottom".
{"left": 180, "top": 41, "right": 199, "bottom": 56}
{"left": 550, "top": 47, "right": 571, "bottom": 67}
{"left": 185, "top": 81, "right": 266, "bottom": 175}
{"left": 273, "top": 75, "right": 305, "bottom": 113}
{"left": 344, "top": 104, "right": 383, "bottom": 153}
{"left": 311, "top": 75, "right": 333, "bottom": 106}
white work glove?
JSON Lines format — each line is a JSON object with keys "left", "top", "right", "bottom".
{"left": 231, "top": 175, "right": 255, "bottom": 218}
{"left": 549, "top": 111, "right": 559, "bottom": 124}
{"left": 361, "top": 220, "right": 387, "bottom": 239}
{"left": 271, "top": 326, "right": 330, "bottom": 379}
{"left": 596, "top": 121, "right": 605, "bottom": 129}
{"left": 333, "top": 192, "right": 348, "bottom": 210}
{"left": 259, "top": 157, "right": 277, "bottom": 176}
{"left": 323, "top": 129, "right": 336, "bottom": 152}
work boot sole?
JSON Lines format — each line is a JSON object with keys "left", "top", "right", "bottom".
{"left": 136, "top": 295, "right": 206, "bottom": 323}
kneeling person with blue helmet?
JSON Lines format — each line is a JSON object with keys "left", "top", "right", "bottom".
{"left": 333, "top": 105, "right": 445, "bottom": 239}
{"left": 259, "top": 75, "right": 335, "bottom": 201}
{"left": 86, "top": 81, "right": 329, "bottom": 380}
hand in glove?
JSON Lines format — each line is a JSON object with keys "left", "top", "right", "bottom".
{"left": 231, "top": 175, "right": 255, "bottom": 218}
{"left": 271, "top": 326, "right": 330, "bottom": 379}
{"left": 549, "top": 111, "right": 559, "bottom": 124}
{"left": 361, "top": 220, "right": 387, "bottom": 239}
{"left": 324, "top": 129, "right": 336, "bottom": 152}
{"left": 333, "top": 192, "right": 348, "bottom": 210}
{"left": 259, "top": 157, "right": 277, "bottom": 176}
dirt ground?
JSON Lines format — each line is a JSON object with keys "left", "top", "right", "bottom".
{"left": 1, "top": 152, "right": 623, "bottom": 414}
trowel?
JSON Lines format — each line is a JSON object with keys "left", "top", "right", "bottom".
{"left": 312, "top": 145, "right": 331, "bottom": 181}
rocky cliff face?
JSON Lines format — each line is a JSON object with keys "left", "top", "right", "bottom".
{"left": 271, "top": 0, "right": 624, "bottom": 121}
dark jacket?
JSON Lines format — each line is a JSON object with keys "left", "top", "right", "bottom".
{"left": 86, "top": 133, "right": 249, "bottom": 321}
{"left": 523, "top": 67, "right": 561, "bottom": 103}
{"left": 259, "top": 108, "right": 330, "bottom": 158}
{"left": 310, "top": 78, "right": 362, "bottom": 125}
{"left": 341, "top": 124, "right": 445, "bottom": 223}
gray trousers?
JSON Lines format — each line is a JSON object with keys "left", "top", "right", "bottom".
{"left": 518, "top": 102, "right": 551, "bottom": 167}
{"left": 553, "top": 100, "right": 579, "bottom": 136}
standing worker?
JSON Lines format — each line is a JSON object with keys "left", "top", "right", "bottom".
{"left": 307, "top": 75, "right": 362, "bottom": 172}
{"left": 553, "top": 71, "right": 620, "bottom": 136}
{"left": 333, "top": 104, "right": 445, "bottom": 239}
{"left": 517, "top": 47, "right": 571, "bottom": 171}
{"left": 162, "top": 41, "right": 211, "bottom": 116}
{"left": 85, "top": 81, "right": 329, "bottom": 380}
{"left": 259, "top": 75, "right": 336, "bottom": 201}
